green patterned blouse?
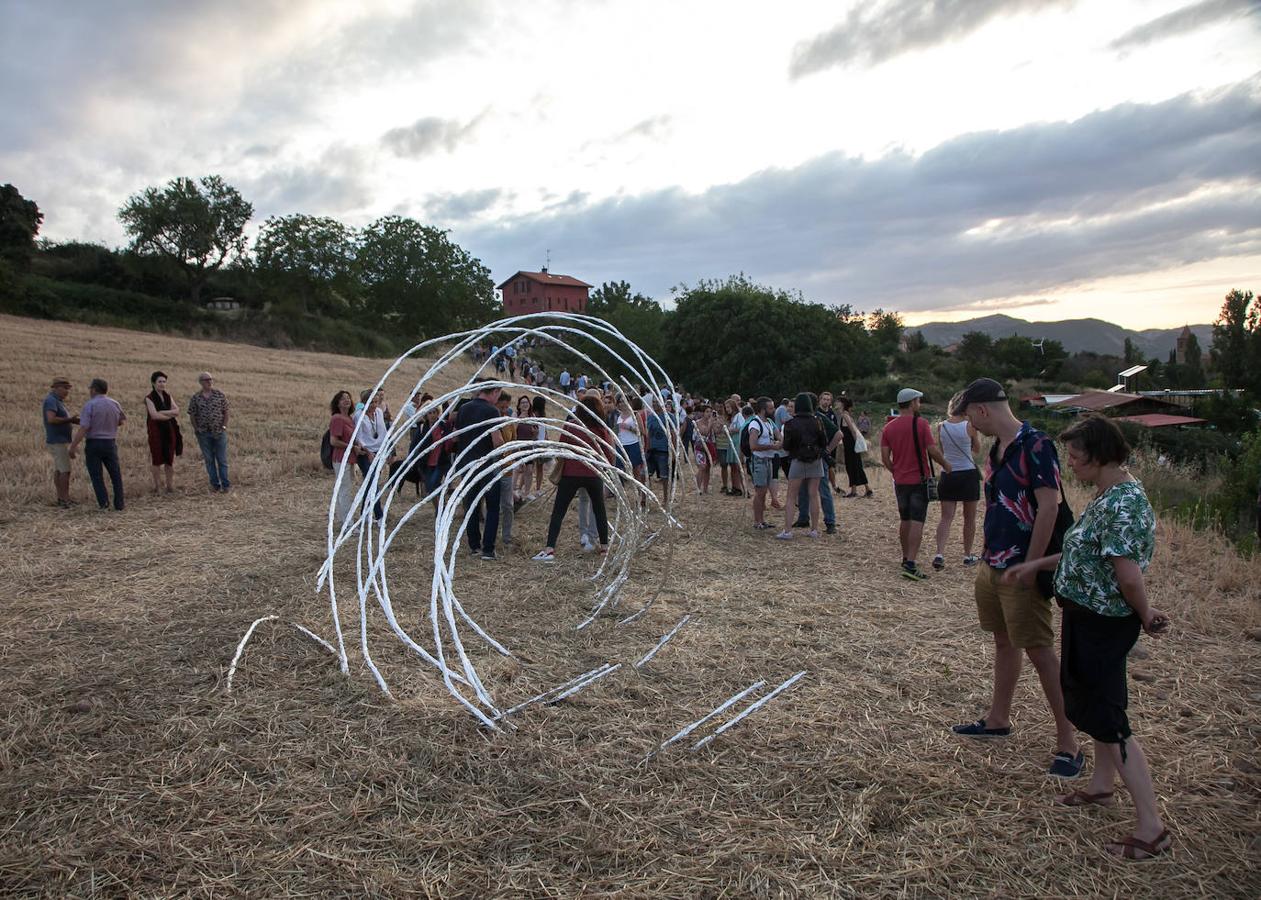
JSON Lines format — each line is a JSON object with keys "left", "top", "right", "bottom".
{"left": 1053, "top": 479, "right": 1155, "bottom": 617}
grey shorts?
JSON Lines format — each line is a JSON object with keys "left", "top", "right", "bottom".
{"left": 788, "top": 458, "right": 825, "bottom": 480}
{"left": 751, "top": 456, "right": 776, "bottom": 488}
{"left": 48, "top": 443, "right": 71, "bottom": 474}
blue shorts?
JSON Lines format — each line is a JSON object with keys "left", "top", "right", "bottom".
{"left": 647, "top": 449, "right": 670, "bottom": 479}
{"left": 620, "top": 441, "right": 644, "bottom": 469}
{"left": 751, "top": 456, "right": 775, "bottom": 487}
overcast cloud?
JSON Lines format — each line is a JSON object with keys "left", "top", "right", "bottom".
{"left": 1110, "top": 0, "right": 1258, "bottom": 50}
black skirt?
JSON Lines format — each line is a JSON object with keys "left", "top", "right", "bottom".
{"left": 937, "top": 468, "right": 980, "bottom": 502}
{"left": 1060, "top": 600, "right": 1142, "bottom": 745}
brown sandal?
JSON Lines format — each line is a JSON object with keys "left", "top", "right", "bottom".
{"left": 1106, "top": 829, "right": 1172, "bottom": 861}
{"left": 1056, "top": 789, "right": 1115, "bottom": 808}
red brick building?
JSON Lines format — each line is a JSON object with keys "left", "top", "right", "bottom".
{"left": 498, "top": 269, "right": 592, "bottom": 315}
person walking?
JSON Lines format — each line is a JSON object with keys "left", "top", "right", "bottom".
{"left": 1002, "top": 415, "right": 1171, "bottom": 859}
{"left": 67, "top": 378, "right": 126, "bottom": 511}
{"left": 455, "top": 381, "right": 506, "bottom": 560}
{"left": 880, "top": 388, "right": 951, "bottom": 580}
{"left": 837, "top": 396, "right": 873, "bottom": 498}
{"left": 779, "top": 393, "right": 827, "bottom": 539}
{"left": 43, "top": 377, "right": 79, "bottom": 508}
{"left": 513, "top": 395, "right": 537, "bottom": 503}
{"left": 327, "top": 390, "right": 360, "bottom": 527}
{"left": 747, "top": 397, "right": 782, "bottom": 530}
{"left": 533, "top": 395, "right": 614, "bottom": 562}
{"left": 932, "top": 393, "right": 982, "bottom": 570}
{"left": 187, "top": 372, "right": 230, "bottom": 493}
{"left": 950, "top": 377, "right": 1083, "bottom": 779}
{"left": 144, "top": 371, "right": 183, "bottom": 494}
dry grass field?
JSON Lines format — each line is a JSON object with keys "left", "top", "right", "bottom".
{"left": 0, "top": 313, "right": 1258, "bottom": 897}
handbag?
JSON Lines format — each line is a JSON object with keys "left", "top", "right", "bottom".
{"left": 910, "top": 413, "right": 937, "bottom": 501}
{"left": 548, "top": 459, "right": 564, "bottom": 485}
{"left": 1036, "top": 480, "right": 1075, "bottom": 601}
{"left": 852, "top": 424, "right": 869, "bottom": 455}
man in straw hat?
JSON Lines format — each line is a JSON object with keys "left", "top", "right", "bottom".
{"left": 949, "top": 377, "right": 1083, "bottom": 779}
{"left": 43, "top": 377, "right": 79, "bottom": 508}
{"left": 880, "top": 387, "right": 951, "bottom": 580}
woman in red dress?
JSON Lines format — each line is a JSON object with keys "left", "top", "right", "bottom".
{"left": 145, "top": 371, "right": 183, "bottom": 494}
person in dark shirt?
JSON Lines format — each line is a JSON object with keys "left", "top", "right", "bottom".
{"left": 454, "top": 381, "right": 507, "bottom": 560}
{"left": 43, "top": 377, "right": 79, "bottom": 508}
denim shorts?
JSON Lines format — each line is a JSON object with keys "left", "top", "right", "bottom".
{"left": 751, "top": 455, "right": 775, "bottom": 487}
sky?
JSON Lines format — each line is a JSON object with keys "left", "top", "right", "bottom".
{"left": 3, "top": 0, "right": 1259, "bottom": 328}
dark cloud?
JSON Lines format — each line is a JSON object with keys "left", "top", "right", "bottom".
{"left": 240, "top": 144, "right": 377, "bottom": 220}
{"left": 1109, "top": 0, "right": 1258, "bottom": 50}
{"left": 382, "top": 112, "right": 486, "bottom": 158}
{"left": 790, "top": 0, "right": 1072, "bottom": 78}
{"left": 459, "top": 77, "right": 1261, "bottom": 313}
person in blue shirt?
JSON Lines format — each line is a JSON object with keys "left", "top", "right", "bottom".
{"left": 645, "top": 399, "right": 672, "bottom": 505}
{"left": 43, "top": 377, "right": 79, "bottom": 508}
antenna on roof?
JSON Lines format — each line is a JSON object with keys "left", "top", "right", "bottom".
{"left": 543, "top": 248, "right": 550, "bottom": 275}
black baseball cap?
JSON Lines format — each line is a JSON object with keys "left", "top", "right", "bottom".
{"left": 955, "top": 378, "right": 1007, "bottom": 412}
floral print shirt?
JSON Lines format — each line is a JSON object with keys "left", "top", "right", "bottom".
{"left": 1054, "top": 480, "right": 1154, "bottom": 617}
{"left": 982, "top": 422, "right": 1061, "bottom": 568}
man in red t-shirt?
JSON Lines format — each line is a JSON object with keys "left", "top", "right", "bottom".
{"left": 880, "top": 388, "right": 951, "bottom": 580}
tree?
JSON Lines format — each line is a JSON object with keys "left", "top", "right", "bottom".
{"left": 1182, "top": 332, "right": 1206, "bottom": 389}
{"left": 866, "top": 309, "right": 903, "bottom": 357}
{"left": 254, "top": 214, "right": 358, "bottom": 315}
{"left": 1123, "top": 337, "right": 1142, "bottom": 365}
{"left": 355, "top": 216, "right": 497, "bottom": 338}
{"left": 586, "top": 280, "right": 667, "bottom": 363}
{"left": 0, "top": 184, "right": 43, "bottom": 271}
{"left": 902, "top": 330, "right": 929, "bottom": 353}
{"left": 118, "top": 175, "right": 252, "bottom": 304}
{"left": 1211, "top": 289, "right": 1258, "bottom": 394}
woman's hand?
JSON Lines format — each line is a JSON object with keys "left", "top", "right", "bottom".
{"left": 1142, "top": 608, "right": 1170, "bottom": 636}
{"left": 1001, "top": 560, "right": 1038, "bottom": 586}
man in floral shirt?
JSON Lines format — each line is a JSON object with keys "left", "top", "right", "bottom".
{"left": 188, "top": 372, "right": 231, "bottom": 493}
{"left": 949, "top": 378, "right": 1083, "bottom": 778}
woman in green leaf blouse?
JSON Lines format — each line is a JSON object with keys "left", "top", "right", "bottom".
{"left": 1003, "top": 415, "right": 1172, "bottom": 862}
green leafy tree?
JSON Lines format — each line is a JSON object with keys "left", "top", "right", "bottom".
{"left": 118, "top": 175, "right": 252, "bottom": 304}
{"left": 355, "top": 216, "right": 496, "bottom": 338}
{"left": 866, "top": 309, "right": 903, "bottom": 357}
{"left": 1182, "top": 332, "right": 1206, "bottom": 389}
{"left": 1211, "top": 289, "right": 1259, "bottom": 393}
{"left": 1123, "top": 337, "right": 1142, "bottom": 365}
{"left": 254, "top": 214, "right": 358, "bottom": 315}
{"left": 0, "top": 184, "right": 43, "bottom": 272}
{"left": 587, "top": 279, "right": 667, "bottom": 362}
{"left": 902, "top": 330, "right": 929, "bottom": 353}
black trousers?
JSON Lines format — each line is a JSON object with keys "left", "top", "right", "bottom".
{"left": 84, "top": 438, "right": 124, "bottom": 510}
{"left": 463, "top": 471, "right": 501, "bottom": 554}
{"left": 546, "top": 476, "right": 608, "bottom": 548}
{"left": 1061, "top": 601, "right": 1142, "bottom": 747}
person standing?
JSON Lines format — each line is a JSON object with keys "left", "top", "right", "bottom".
{"left": 327, "top": 390, "right": 360, "bottom": 527}
{"left": 354, "top": 391, "right": 390, "bottom": 521}
{"left": 559, "top": 369, "right": 572, "bottom": 395}
{"left": 187, "top": 372, "right": 230, "bottom": 493}
{"left": 880, "top": 388, "right": 951, "bottom": 580}
{"left": 838, "top": 396, "right": 873, "bottom": 499}
{"left": 950, "top": 377, "right": 1083, "bottom": 779}
{"left": 68, "top": 378, "right": 126, "bottom": 511}
{"left": 1002, "top": 414, "right": 1171, "bottom": 859}
{"left": 532, "top": 396, "right": 614, "bottom": 562}
{"left": 818, "top": 392, "right": 841, "bottom": 492}
{"left": 715, "top": 399, "right": 744, "bottom": 497}
{"left": 779, "top": 393, "right": 827, "bottom": 539}
{"left": 495, "top": 392, "right": 517, "bottom": 548}
{"left": 455, "top": 381, "right": 506, "bottom": 560}
{"left": 932, "top": 393, "right": 982, "bottom": 570}
{"left": 747, "top": 397, "right": 781, "bottom": 530}
{"left": 793, "top": 393, "right": 839, "bottom": 534}
{"left": 43, "top": 377, "right": 79, "bottom": 508}
{"left": 144, "top": 371, "right": 183, "bottom": 495}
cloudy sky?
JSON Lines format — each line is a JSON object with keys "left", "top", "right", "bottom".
{"left": 3, "top": 0, "right": 1259, "bottom": 327}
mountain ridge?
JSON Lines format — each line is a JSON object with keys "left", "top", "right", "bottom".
{"left": 909, "top": 314, "right": 1213, "bottom": 358}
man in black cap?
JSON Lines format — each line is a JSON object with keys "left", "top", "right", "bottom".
{"left": 950, "top": 377, "right": 1082, "bottom": 779}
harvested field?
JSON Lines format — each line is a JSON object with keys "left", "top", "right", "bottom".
{"left": 0, "top": 314, "right": 1258, "bottom": 897}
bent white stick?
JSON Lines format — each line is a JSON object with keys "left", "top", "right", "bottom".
{"left": 635, "top": 614, "right": 692, "bottom": 668}
{"left": 647, "top": 679, "right": 767, "bottom": 760}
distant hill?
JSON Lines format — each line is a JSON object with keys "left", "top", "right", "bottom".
{"left": 910, "top": 314, "right": 1214, "bottom": 358}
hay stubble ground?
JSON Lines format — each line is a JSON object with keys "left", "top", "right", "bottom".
{"left": 0, "top": 315, "right": 1258, "bottom": 897}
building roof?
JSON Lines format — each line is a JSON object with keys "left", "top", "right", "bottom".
{"left": 497, "top": 270, "right": 593, "bottom": 290}
{"left": 1113, "top": 414, "right": 1207, "bottom": 428}
{"left": 1052, "top": 390, "right": 1167, "bottom": 411}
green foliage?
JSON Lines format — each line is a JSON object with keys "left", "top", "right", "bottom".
{"left": 585, "top": 280, "right": 667, "bottom": 373}
{"left": 118, "top": 175, "right": 253, "bottom": 303}
{"left": 866, "top": 309, "right": 903, "bottom": 357}
{"left": 355, "top": 216, "right": 497, "bottom": 339}
{"left": 0, "top": 184, "right": 43, "bottom": 271}
{"left": 254, "top": 214, "right": 358, "bottom": 316}
{"left": 663, "top": 274, "right": 884, "bottom": 398}
{"left": 1210, "top": 288, "right": 1260, "bottom": 395}
{"left": 1194, "top": 390, "right": 1258, "bottom": 434}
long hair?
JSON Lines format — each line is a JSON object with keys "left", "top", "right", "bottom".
{"left": 575, "top": 395, "right": 606, "bottom": 431}
{"left": 330, "top": 390, "right": 351, "bottom": 415}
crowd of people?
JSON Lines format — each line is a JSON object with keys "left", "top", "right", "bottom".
{"left": 41, "top": 371, "right": 232, "bottom": 511}
{"left": 38, "top": 355, "right": 1173, "bottom": 861}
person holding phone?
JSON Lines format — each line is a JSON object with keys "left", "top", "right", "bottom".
{"left": 1001, "top": 414, "right": 1170, "bottom": 861}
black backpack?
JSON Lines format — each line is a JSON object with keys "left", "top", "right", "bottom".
{"left": 795, "top": 418, "right": 825, "bottom": 463}
{"left": 320, "top": 429, "right": 334, "bottom": 470}
{"left": 739, "top": 417, "right": 761, "bottom": 459}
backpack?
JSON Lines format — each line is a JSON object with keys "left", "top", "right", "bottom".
{"left": 795, "top": 418, "right": 825, "bottom": 463}
{"left": 320, "top": 429, "right": 334, "bottom": 470}
{"left": 740, "top": 417, "right": 764, "bottom": 459}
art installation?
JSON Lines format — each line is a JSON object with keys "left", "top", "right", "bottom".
{"left": 227, "top": 313, "right": 806, "bottom": 747}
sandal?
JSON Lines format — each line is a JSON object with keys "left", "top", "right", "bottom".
{"left": 1105, "top": 829, "right": 1172, "bottom": 861}
{"left": 1056, "top": 789, "right": 1115, "bottom": 808}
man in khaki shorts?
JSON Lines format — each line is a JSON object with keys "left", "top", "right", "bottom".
{"left": 42, "top": 377, "right": 79, "bottom": 508}
{"left": 950, "top": 378, "right": 1082, "bottom": 778}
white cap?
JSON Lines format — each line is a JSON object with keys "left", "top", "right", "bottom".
{"left": 897, "top": 388, "right": 924, "bottom": 404}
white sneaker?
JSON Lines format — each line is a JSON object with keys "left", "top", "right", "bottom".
{"left": 580, "top": 537, "right": 595, "bottom": 553}
{"left": 532, "top": 549, "right": 555, "bottom": 563}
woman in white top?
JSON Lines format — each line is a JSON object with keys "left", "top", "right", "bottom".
{"left": 616, "top": 396, "right": 647, "bottom": 486}
{"left": 932, "top": 391, "right": 982, "bottom": 569}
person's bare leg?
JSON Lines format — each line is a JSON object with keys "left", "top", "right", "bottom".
{"left": 1026, "top": 645, "right": 1080, "bottom": 755}
{"left": 962, "top": 500, "right": 978, "bottom": 556}
{"left": 905, "top": 520, "right": 925, "bottom": 565}
{"left": 898, "top": 521, "right": 911, "bottom": 560}
{"left": 1098, "top": 737, "right": 1168, "bottom": 851}
{"left": 935, "top": 500, "right": 956, "bottom": 556}
{"left": 753, "top": 486, "right": 767, "bottom": 525}
{"left": 720, "top": 464, "right": 729, "bottom": 492}
{"left": 981, "top": 630, "right": 1022, "bottom": 729}
{"left": 164, "top": 464, "right": 174, "bottom": 491}
{"left": 151, "top": 465, "right": 161, "bottom": 493}
{"left": 808, "top": 479, "right": 821, "bottom": 530}
{"left": 55, "top": 470, "right": 70, "bottom": 503}
{"left": 782, "top": 478, "right": 801, "bottom": 532}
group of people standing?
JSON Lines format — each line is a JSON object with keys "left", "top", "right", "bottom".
{"left": 40, "top": 372, "right": 232, "bottom": 510}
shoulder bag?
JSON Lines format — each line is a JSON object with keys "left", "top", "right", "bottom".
{"left": 910, "top": 414, "right": 937, "bottom": 501}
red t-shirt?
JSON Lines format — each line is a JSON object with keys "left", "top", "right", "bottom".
{"left": 881, "top": 414, "right": 935, "bottom": 485}
{"left": 329, "top": 413, "right": 356, "bottom": 465}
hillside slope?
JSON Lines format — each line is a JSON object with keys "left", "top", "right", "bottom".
{"left": 913, "top": 313, "right": 1213, "bottom": 357}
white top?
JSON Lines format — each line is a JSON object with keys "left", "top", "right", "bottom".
{"left": 354, "top": 407, "right": 388, "bottom": 453}
{"left": 749, "top": 416, "right": 778, "bottom": 459}
{"left": 616, "top": 413, "right": 641, "bottom": 446}
{"left": 938, "top": 419, "right": 976, "bottom": 471}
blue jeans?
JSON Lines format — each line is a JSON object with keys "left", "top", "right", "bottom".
{"left": 355, "top": 454, "right": 384, "bottom": 520}
{"left": 84, "top": 438, "right": 124, "bottom": 510}
{"left": 796, "top": 475, "right": 835, "bottom": 526}
{"left": 464, "top": 472, "right": 501, "bottom": 555}
{"left": 196, "top": 431, "right": 230, "bottom": 490}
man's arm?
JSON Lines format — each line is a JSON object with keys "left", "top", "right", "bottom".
{"left": 221, "top": 395, "right": 229, "bottom": 427}
{"left": 1026, "top": 485, "right": 1060, "bottom": 560}
{"left": 881, "top": 442, "right": 894, "bottom": 473}
{"left": 45, "top": 409, "right": 78, "bottom": 426}
{"left": 68, "top": 424, "right": 88, "bottom": 457}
